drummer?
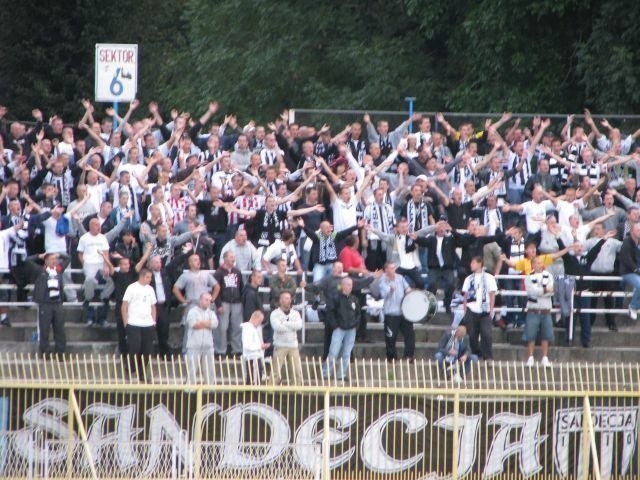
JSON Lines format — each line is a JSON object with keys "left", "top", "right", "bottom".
{"left": 366, "top": 219, "right": 440, "bottom": 289}
{"left": 378, "top": 262, "right": 415, "bottom": 362}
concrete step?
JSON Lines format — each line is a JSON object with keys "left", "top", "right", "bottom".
{"left": 3, "top": 339, "right": 638, "bottom": 364}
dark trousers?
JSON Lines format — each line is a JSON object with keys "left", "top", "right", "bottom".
{"left": 384, "top": 314, "right": 415, "bottom": 360}
{"left": 322, "top": 310, "right": 333, "bottom": 360}
{"left": 427, "top": 268, "right": 455, "bottom": 311}
{"left": 38, "top": 303, "right": 66, "bottom": 355}
{"left": 126, "top": 324, "right": 156, "bottom": 380}
{"left": 115, "top": 302, "right": 127, "bottom": 354}
{"left": 590, "top": 277, "right": 619, "bottom": 328}
{"left": 464, "top": 310, "right": 493, "bottom": 360}
{"left": 155, "top": 303, "right": 171, "bottom": 356}
{"left": 365, "top": 243, "right": 386, "bottom": 271}
{"left": 12, "top": 262, "right": 29, "bottom": 302}
{"left": 354, "top": 290, "right": 367, "bottom": 340}
{"left": 244, "top": 357, "right": 264, "bottom": 385}
{"left": 567, "top": 295, "right": 591, "bottom": 346}
{"left": 397, "top": 267, "right": 425, "bottom": 289}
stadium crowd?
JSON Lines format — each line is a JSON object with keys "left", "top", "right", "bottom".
{"left": 1, "top": 101, "right": 640, "bottom": 378}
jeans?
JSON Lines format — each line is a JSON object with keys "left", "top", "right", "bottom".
{"left": 312, "top": 263, "right": 333, "bottom": 283}
{"left": 324, "top": 327, "right": 356, "bottom": 379}
{"left": 623, "top": 273, "right": 640, "bottom": 310}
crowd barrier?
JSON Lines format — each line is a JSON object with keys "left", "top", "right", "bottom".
{"left": 1, "top": 354, "right": 639, "bottom": 479}
{"left": 0, "top": 269, "right": 633, "bottom": 347}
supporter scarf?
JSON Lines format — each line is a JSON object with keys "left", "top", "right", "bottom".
{"left": 318, "top": 232, "right": 337, "bottom": 264}
{"left": 407, "top": 200, "right": 429, "bottom": 232}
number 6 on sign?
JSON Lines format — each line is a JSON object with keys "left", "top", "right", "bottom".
{"left": 110, "top": 68, "right": 124, "bottom": 97}
{"left": 95, "top": 44, "right": 137, "bottom": 102}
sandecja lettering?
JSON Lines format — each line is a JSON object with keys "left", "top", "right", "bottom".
{"left": 4, "top": 399, "right": 638, "bottom": 478}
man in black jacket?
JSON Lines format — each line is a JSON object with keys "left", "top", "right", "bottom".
{"left": 556, "top": 237, "right": 605, "bottom": 347}
{"left": 424, "top": 222, "right": 457, "bottom": 313}
{"left": 27, "top": 252, "right": 70, "bottom": 356}
{"left": 620, "top": 222, "right": 640, "bottom": 320}
{"left": 241, "top": 270, "right": 271, "bottom": 356}
{"left": 306, "top": 262, "right": 376, "bottom": 358}
{"left": 322, "top": 277, "right": 360, "bottom": 380}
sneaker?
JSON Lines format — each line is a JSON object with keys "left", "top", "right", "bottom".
{"left": 0, "top": 316, "right": 10, "bottom": 327}
{"left": 629, "top": 307, "right": 638, "bottom": 321}
{"left": 452, "top": 373, "right": 462, "bottom": 383}
{"left": 541, "top": 356, "right": 552, "bottom": 368}
{"left": 525, "top": 356, "right": 535, "bottom": 367}
{"left": 493, "top": 318, "right": 507, "bottom": 330}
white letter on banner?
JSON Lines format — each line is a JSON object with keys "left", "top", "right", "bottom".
{"left": 360, "top": 409, "right": 428, "bottom": 473}
{"left": 13, "top": 398, "right": 74, "bottom": 464}
{"left": 295, "top": 407, "right": 357, "bottom": 471}
{"left": 483, "top": 413, "right": 546, "bottom": 478}
{"left": 83, "top": 403, "right": 142, "bottom": 470}
{"left": 433, "top": 413, "right": 482, "bottom": 476}
{"left": 143, "top": 404, "right": 190, "bottom": 476}
{"left": 218, "top": 403, "right": 290, "bottom": 469}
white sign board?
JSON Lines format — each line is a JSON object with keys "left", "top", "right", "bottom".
{"left": 95, "top": 44, "right": 138, "bottom": 102}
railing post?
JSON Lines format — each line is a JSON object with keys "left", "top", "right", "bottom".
{"left": 66, "top": 391, "right": 75, "bottom": 479}
{"left": 193, "top": 387, "right": 203, "bottom": 480}
{"left": 301, "top": 272, "right": 306, "bottom": 345}
{"left": 582, "top": 396, "right": 601, "bottom": 480}
{"left": 451, "top": 391, "right": 460, "bottom": 480}
{"left": 69, "top": 389, "right": 98, "bottom": 480}
{"left": 568, "top": 279, "right": 575, "bottom": 343}
{"left": 322, "top": 390, "right": 330, "bottom": 480}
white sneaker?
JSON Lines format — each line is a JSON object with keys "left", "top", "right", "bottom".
{"left": 525, "top": 356, "right": 535, "bottom": 367}
{"left": 630, "top": 307, "right": 638, "bottom": 321}
{"left": 452, "top": 373, "right": 462, "bottom": 383}
{"left": 541, "top": 356, "right": 552, "bottom": 368}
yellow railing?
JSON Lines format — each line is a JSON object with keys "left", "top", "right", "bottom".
{"left": 1, "top": 354, "right": 640, "bottom": 479}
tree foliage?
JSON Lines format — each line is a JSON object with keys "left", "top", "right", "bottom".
{"left": 0, "top": 0, "right": 638, "bottom": 123}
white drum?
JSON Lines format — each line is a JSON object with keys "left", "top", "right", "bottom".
{"left": 401, "top": 290, "right": 438, "bottom": 323}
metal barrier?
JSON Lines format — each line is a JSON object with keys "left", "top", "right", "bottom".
{"left": 3, "top": 354, "right": 640, "bottom": 479}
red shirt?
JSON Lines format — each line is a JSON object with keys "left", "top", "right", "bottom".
{"left": 339, "top": 247, "right": 364, "bottom": 271}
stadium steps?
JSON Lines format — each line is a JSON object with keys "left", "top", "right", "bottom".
{"left": 3, "top": 311, "right": 640, "bottom": 362}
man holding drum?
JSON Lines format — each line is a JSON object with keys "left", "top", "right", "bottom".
{"left": 378, "top": 262, "right": 415, "bottom": 362}
{"left": 461, "top": 256, "right": 498, "bottom": 361}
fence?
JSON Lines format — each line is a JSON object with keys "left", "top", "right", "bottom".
{"left": 1, "top": 354, "right": 640, "bottom": 479}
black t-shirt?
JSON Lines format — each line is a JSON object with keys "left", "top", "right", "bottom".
{"left": 113, "top": 270, "right": 138, "bottom": 303}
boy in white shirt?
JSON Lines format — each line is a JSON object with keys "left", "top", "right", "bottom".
{"left": 241, "top": 311, "right": 270, "bottom": 384}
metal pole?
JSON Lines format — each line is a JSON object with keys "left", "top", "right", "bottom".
{"left": 301, "top": 271, "right": 306, "bottom": 345}
{"left": 568, "top": 280, "right": 575, "bottom": 343}
{"left": 405, "top": 97, "right": 416, "bottom": 133}
{"left": 582, "top": 396, "right": 602, "bottom": 480}
{"left": 451, "top": 392, "right": 460, "bottom": 480}
{"left": 322, "top": 390, "right": 330, "bottom": 480}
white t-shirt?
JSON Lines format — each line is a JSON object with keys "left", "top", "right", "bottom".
{"left": 263, "top": 240, "right": 298, "bottom": 270}
{"left": 43, "top": 215, "right": 71, "bottom": 253}
{"left": 520, "top": 200, "right": 553, "bottom": 234}
{"left": 123, "top": 282, "right": 157, "bottom": 327}
{"left": 331, "top": 198, "right": 357, "bottom": 233}
{"left": 86, "top": 183, "right": 109, "bottom": 213}
{"left": 556, "top": 198, "right": 584, "bottom": 227}
{"left": 462, "top": 272, "right": 498, "bottom": 314}
{"left": 117, "top": 163, "right": 146, "bottom": 192}
{"left": 77, "top": 232, "right": 110, "bottom": 265}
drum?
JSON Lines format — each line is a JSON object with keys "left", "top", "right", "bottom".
{"left": 401, "top": 290, "right": 438, "bottom": 323}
